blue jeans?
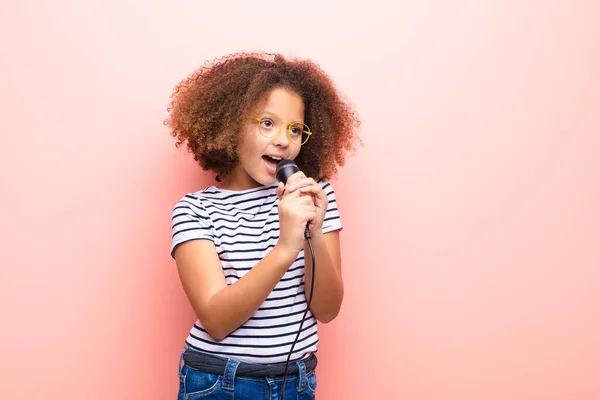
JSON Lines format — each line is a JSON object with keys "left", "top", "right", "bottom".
{"left": 177, "top": 348, "right": 317, "bottom": 399}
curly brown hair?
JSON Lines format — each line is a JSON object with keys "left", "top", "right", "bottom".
{"left": 164, "top": 52, "right": 361, "bottom": 181}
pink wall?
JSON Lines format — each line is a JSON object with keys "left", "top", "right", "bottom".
{"left": 2, "top": 1, "right": 599, "bottom": 399}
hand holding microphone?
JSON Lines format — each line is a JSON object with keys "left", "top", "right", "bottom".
{"left": 275, "top": 160, "right": 315, "bottom": 254}
{"left": 276, "top": 160, "right": 328, "bottom": 251}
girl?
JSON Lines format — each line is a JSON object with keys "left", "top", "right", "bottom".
{"left": 165, "top": 52, "right": 360, "bottom": 399}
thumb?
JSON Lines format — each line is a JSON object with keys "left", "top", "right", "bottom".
{"left": 276, "top": 182, "right": 285, "bottom": 199}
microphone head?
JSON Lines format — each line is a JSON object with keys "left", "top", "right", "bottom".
{"left": 276, "top": 159, "right": 299, "bottom": 184}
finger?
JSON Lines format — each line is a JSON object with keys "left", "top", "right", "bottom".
{"left": 287, "top": 177, "right": 314, "bottom": 192}
{"left": 304, "top": 209, "right": 317, "bottom": 224}
{"left": 299, "top": 195, "right": 314, "bottom": 206}
{"left": 298, "top": 184, "right": 322, "bottom": 196}
{"left": 298, "top": 206, "right": 317, "bottom": 223}
{"left": 291, "top": 189, "right": 315, "bottom": 203}
{"left": 280, "top": 185, "right": 303, "bottom": 200}
{"left": 285, "top": 171, "right": 306, "bottom": 188}
{"left": 276, "top": 182, "right": 286, "bottom": 199}
{"left": 300, "top": 183, "right": 326, "bottom": 203}
{"left": 283, "top": 197, "right": 312, "bottom": 212}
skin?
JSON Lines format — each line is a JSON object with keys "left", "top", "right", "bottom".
{"left": 173, "top": 88, "right": 343, "bottom": 341}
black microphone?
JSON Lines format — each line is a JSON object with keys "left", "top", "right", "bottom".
{"left": 275, "top": 159, "right": 299, "bottom": 185}
{"left": 276, "top": 159, "right": 310, "bottom": 239}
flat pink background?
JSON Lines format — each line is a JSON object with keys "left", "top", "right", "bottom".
{"left": 1, "top": 1, "right": 599, "bottom": 399}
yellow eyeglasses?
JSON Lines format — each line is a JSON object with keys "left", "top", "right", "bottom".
{"left": 248, "top": 115, "right": 312, "bottom": 146}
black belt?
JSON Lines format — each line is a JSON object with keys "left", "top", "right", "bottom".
{"left": 183, "top": 347, "right": 318, "bottom": 377}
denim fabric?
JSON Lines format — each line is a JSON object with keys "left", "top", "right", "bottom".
{"left": 177, "top": 347, "right": 317, "bottom": 400}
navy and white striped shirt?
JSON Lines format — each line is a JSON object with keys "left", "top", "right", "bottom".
{"left": 170, "top": 181, "right": 342, "bottom": 364}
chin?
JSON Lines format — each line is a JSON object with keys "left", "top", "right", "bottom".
{"left": 258, "top": 176, "right": 277, "bottom": 186}
{"left": 251, "top": 171, "right": 277, "bottom": 186}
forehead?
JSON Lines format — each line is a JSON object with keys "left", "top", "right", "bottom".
{"left": 255, "top": 88, "right": 305, "bottom": 120}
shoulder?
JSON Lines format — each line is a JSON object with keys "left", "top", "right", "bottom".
{"left": 316, "top": 179, "right": 334, "bottom": 191}
{"left": 170, "top": 189, "right": 217, "bottom": 258}
{"left": 316, "top": 180, "right": 338, "bottom": 199}
{"left": 171, "top": 186, "right": 223, "bottom": 214}
{"left": 172, "top": 192, "right": 206, "bottom": 216}
{"left": 317, "top": 180, "right": 343, "bottom": 232}
{"left": 170, "top": 187, "right": 228, "bottom": 230}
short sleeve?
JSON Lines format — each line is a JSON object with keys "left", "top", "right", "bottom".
{"left": 319, "top": 181, "right": 343, "bottom": 234}
{"left": 170, "top": 194, "right": 214, "bottom": 259}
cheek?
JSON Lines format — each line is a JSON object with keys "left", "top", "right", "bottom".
{"left": 291, "top": 147, "right": 302, "bottom": 160}
{"left": 237, "top": 132, "right": 259, "bottom": 162}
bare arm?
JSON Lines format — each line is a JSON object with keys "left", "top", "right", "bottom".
{"left": 303, "top": 230, "right": 343, "bottom": 323}
{"left": 278, "top": 174, "right": 345, "bottom": 323}
{"left": 174, "top": 240, "right": 298, "bottom": 341}
{"left": 174, "top": 185, "right": 315, "bottom": 341}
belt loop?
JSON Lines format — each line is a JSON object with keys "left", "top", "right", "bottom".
{"left": 222, "top": 359, "right": 240, "bottom": 391}
{"left": 178, "top": 346, "right": 188, "bottom": 378}
{"left": 295, "top": 359, "right": 307, "bottom": 392}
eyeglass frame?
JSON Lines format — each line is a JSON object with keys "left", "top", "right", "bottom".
{"left": 247, "top": 115, "right": 313, "bottom": 146}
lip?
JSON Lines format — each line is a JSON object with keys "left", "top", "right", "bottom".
{"left": 264, "top": 154, "right": 285, "bottom": 161}
{"left": 263, "top": 157, "right": 277, "bottom": 175}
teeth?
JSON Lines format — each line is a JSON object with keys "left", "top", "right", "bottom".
{"left": 270, "top": 156, "right": 282, "bottom": 161}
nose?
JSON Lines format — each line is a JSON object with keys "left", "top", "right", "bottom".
{"left": 272, "top": 124, "right": 290, "bottom": 147}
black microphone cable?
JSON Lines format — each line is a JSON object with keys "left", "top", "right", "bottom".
{"left": 275, "top": 159, "right": 317, "bottom": 400}
{"left": 281, "top": 227, "right": 315, "bottom": 399}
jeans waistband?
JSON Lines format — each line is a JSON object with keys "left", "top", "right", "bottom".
{"left": 182, "top": 347, "right": 318, "bottom": 378}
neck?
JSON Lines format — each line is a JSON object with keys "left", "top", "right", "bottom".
{"left": 217, "top": 168, "right": 263, "bottom": 191}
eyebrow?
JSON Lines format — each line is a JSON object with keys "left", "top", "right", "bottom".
{"left": 260, "top": 111, "right": 304, "bottom": 122}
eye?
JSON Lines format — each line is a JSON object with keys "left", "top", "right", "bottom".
{"left": 259, "top": 118, "right": 274, "bottom": 129}
{"left": 290, "top": 124, "right": 305, "bottom": 136}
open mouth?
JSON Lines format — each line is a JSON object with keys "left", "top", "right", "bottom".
{"left": 262, "top": 155, "right": 282, "bottom": 167}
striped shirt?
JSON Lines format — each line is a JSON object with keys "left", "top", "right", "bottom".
{"left": 170, "top": 180, "right": 342, "bottom": 364}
